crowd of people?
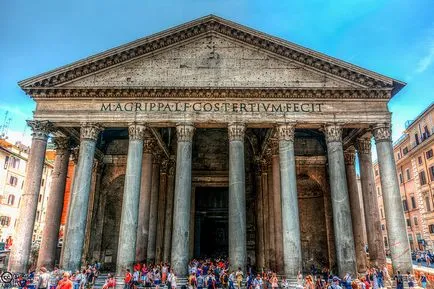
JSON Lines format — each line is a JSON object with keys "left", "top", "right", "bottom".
{"left": 413, "top": 250, "right": 434, "bottom": 267}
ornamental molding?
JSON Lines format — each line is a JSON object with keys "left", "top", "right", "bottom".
{"left": 372, "top": 123, "right": 392, "bottom": 143}
{"left": 344, "top": 147, "right": 356, "bottom": 165}
{"left": 128, "top": 123, "right": 147, "bottom": 140}
{"left": 277, "top": 123, "right": 295, "bottom": 142}
{"left": 356, "top": 137, "right": 372, "bottom": 155}
{"left": 53, "top": 137, "right": 71, "bottom": 151}
{"left": 228, "top": 122, "right": 246, "bottom": 141}
{"left": 24, "top": 87, "right": 391, "bottom": 100}
{"left": 26, "top": 120, "right": 53, "bottom": 140}
{"left": 268, "top": 138, "right": 279, "bottom": 155}
{"left": 176, "top": 123, "right": 195, "bottom": 142}
{"left": 80, "top": 122, "right": 102, "bottom": 141}
{"left": 19, "top": 15, "right": 402, "bottom": 95}
{"left": 324, "top": 124, "right": 343, "bottom": 143}
{"left": 143, "top": 138, "right": 155, "bottom": 154}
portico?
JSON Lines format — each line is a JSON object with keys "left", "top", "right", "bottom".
{"left": 10, "top": 15, "right": 412, "bottom": 279}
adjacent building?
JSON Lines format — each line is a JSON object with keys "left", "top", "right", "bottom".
{"left": 375, "top": 102, "right": 434, "bottom": 252}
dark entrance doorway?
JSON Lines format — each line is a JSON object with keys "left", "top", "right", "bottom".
{"left": 194, "top": 187, "right": 228, "bottom": 258}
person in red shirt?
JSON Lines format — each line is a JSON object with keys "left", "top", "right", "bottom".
{"left": 57, "top": 273, "right": 73, "bottom": 289}
{"left": 124, "top": 269, "right": 133, "bottom": 289}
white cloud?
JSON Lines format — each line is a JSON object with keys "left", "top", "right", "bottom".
{"left": 415, "top": 38, "right": 434, "bottom": 74}
{"left": 4, "top": 129, "right": 33, "bottom": 146}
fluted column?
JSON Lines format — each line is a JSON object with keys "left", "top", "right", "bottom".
{"left": 37, "top": 137, "right": 71, "bottom": 270}
{"left": 135, "top": 136, "right": 154, "bottom": 262}
{"left": 357, "top": 136, "right": 387, "bottom": 267}
{"left": 271, "top": 139, "right": 284, "bottom": 274}
{"left": 156, "top": 159, "right": 168, "bottom": 262}
{"left": 147, "top": 151, "right": 160, "bottom": 262}
{"left": 171, "top": 123, "right": 195, "bottom": 276}
{"left": 278, "top": 123, "right": 302, "bottom": 279}
{"left": 62, "top": 123, "right": 102, "bottom": 271}
{"left": 228, "top": 123, "right": 247, "bottom": 271}
{"left": 255, "top": 159, "right": 265, "bottom": 270}
{"left": 373, "top": 123, "right": 412, "bottom": 273}
{"left": 324, "top": 124, "right": 356, "bottom": 276}
{"left": 116, "top": 123, "right": 146, "bottom": 275}
{"left": 344, "top": 147, "right": 367, "bottom": 274}
{"left": 163, "top": 157, "right": 176, "bottom": 262}
{"left": 8, "top": 120, "right": 53, "bottom": 273}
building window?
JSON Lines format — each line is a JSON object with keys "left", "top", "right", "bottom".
{"left": 429, "top": 166, "right": 434, "bottom": 181}
{"left": 427, "top": 149, "right": 434, "bottom": 159}
{"left": 38, "top": 194, "right": 42, "bottom": 202}
{"left": 403, "top": 200, "right": 409, "bottom": 211}
{"left": 420, "top": 171, "right": 427, "bottom": 185}
{"left": 41, "top": 179, "right": 45, "bottom": 187}
{"left": 11, "top": 158, "right": 20, "bottom": 169}
{"left": 377, "top": 187, "right": 381, "bottom": 196}
{"left": 384, "top": 237, "right": 388, "bottom": 247}
{"left": 36, "top": 211, "right": 40, "bottom": 221}
{"left": 399, "top": 173, "right": 403, "bottom": 184}
{"left": 381, "top": 224, "right": 385, "bottom": 231}
{"left": 415, "top": 133, "right": 420, "bottom": 145}
{"left": 380, "top": 208, "right": 384, "bottom": 219}
{"left": 407, "top": 218, "right": 411, "bottom": 227}
{"left": 419, "top": 156, "right": 423, "bottom": 165}
{"left": 430, "top": 224, "right": 434, "bottom": 234}
{"left": 3, "top": 156, "right": 9, "bottom": 169}
{"left": 406, "top": 168, "right": 411, "bottom": 181}
{"left": 426, "top": 196, "right": 432, "bottom": 212}
{"left": 414, "top": 217, "right": 419, "bottom": 226}
{"left": 9, "top": 176, "right": 18, "bottom": 186}
{"left": 375, "top": 170, "right": 379, "bottom": 177}
{"left": 403, "top": 147, "right": 409, "bottom": 155}
{"left": 7, "top": 194, "right": 15, "bottom": 205}
{"left": 0, "top": 216, "right": 10, "bottom": 226}
{"left": 397, "top": 152, "right": 401, "bottom": 160}
{"left": 411, "top": 196, "right": 417, "bottom": 209}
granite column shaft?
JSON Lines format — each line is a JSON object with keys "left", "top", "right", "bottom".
{"left": 163, "top": 157, "right": 176, "bottom": 263}
{"left": 37, "top": 137, "right": 71, "bottom": 270}
{"left": 261, "top": 161, "right": 270, "bottom": 269}
{"left": 156, "top": 160, "right": 168, "bottom": 262}
{"left": 8, "top": 120, "right": 52, "bottom": 273}
{"left": 62, "top": 123, "right": 101, "bottom": 272}
{"left": 171, "top": 123, "right": 194, "bottom": 276}
{"left": 116, "top": 124, "right": 146, "bottom": 275}
{"left": 271, "top": 150, "right": 284, "bottom": 274}
{"left": 228, "top": 123, "right": 247, "bottom": 271}
{"left": 147, "top": 153, "right": 160, "bottom": 262}
{"left": 255, "top": 160, "right": 265, "bottom": 270}
{"left": 267, "top": 157, "right": 276, "bottom": 271}
{"left": 373, "top": 124, "right": 412, "bottom": 273}
{"left": 324, "top": 124, "right": 357, "bottom": 276}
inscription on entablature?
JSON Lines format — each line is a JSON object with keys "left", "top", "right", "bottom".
{"left": 100, "top": 101, "right": 323, "bottom": 113}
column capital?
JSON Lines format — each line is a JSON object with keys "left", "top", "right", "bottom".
{"left": 143, "top": 138, "right": 155, "bottom": 154}
{"left": 228, "top": 122, "right": 245, "bottom": 141}
{"left": 26, "top": 120, "right": 53, "bottom": 140}
{"left": 344, "top": 146, "right": 356, "bottom": 165}
{"left": 277, "top": 123, "right": 295, "bottom": 142}
{"left": 260, "top": 159, "right": 269, "bottom": 173}
{"left": 128, "top": 123, "right": 147, "bottom": 141}
{"left": 356, "top": 137, "right": 372, "bottom": 155}
{"left": 152, "top": 151, "right": 161, "bottom": 164}
{"left": 176, "top": 123, "right": 195, "bottom": 142}
{"left": 160, "top": 159, "right": 169, "bottom": 174}
{"left": 53, "top": 137, "right": 71, "bottom": 152}
{"left": 80, "top": 123, "right": 102, "bottom": 141}
{"left": 372, "top": 123, "right": 392, "bottom": 143}
{"left": 168, "top": 156, "right": 176, "bottom": 176}
{"left": 323, "top": 123, "right": 343, "bottom": 143}
{"left": 70, "top": 147, "right": 80, "bottom": 164}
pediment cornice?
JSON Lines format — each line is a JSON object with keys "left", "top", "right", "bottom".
{"left": 18, "top": 15, "right": 404, "bottom": 95}
{"left": 26, "top": 87, "right": 391, "bottom": 100}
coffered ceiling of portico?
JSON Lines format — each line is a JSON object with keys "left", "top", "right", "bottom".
{"left": 62, "top": 34, "right": 359, "bottom": 89}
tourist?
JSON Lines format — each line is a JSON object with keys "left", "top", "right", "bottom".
{"left": 235, "top": 268, "right": 244, "bottom": 289}
{"left": 198, "top": 272, "right": 205, "bottom": 289}
{"left": 297, "top": 271, "right": 303, "bottom": 286}
{"left": 406, "top": 271, "right": 414, "bottom": 289}
{"left": 170, "top": 272, "right": 177, "bottom": 289}
{"left": 253, "top": 274, "right": 263, "bottom": 289}
{"left": 102, "top": 274, "right": 116, "bottom": 289}
{"left": 167, "top": 269, "right": 175, "bottom": 289}
{"left": 162, "top": 264, "right": 168, "bottom": 284}
{"left": 270, "top": 273, "right": 278, "bottom": 289}
{"left": 304, "top": 275, "right": 314, "bottom": 289}
{"left": 56, "top": 273, "right": 73, "bottom": 289}
{"left": 329, "top": 276, "right": 342, "bottom": 289}
{"left": 133, "top": 268, "right": 140, "bottom": 289}
{"left": 281, "top": 278, "right": 289, "bottom": 289}
{"left": 38, "top": 267, "right": 51, "bottom": 289}
{"left": 419, "top": 272, "right": 428, "bottom": 289}
{"left": 124, "top": 269, "right": 133, "bottom": 289}
{"left": 154, "top": 269, "right": 162, "bottom": 289}
{"left": 246, "top": 273, "right": 254, "bottom": 289}
{"left": 315, "top": 275, "right": 326, "bottom": 289}
{"left": 393, "top": 271, "right": 403, "bottom": 289}
{"left": 189, "top": 273, "right": 197, "bottom": 289}
{"left": 343, "top": 272, "right": 352, "bottom": 289}
{"left": 229, "top": 271, "right": 235, "bottom": 289}
{"left": 376, "top": 268, "right": 384, "bottom": 289}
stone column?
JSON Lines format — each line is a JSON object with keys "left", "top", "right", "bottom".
{"left": 8, "top": 120, "right": 52, "bottom": 273}
{"left": 171, "top": 123, "right": 195, "bottom": 276}
{"left": 62, "top": 123, "right": 102, "bottom": 272}
{"left": 344, "top": 147, "right": 367, "bottom": 274}
{"left": 254, "top": 159, "right": 265, "bottom": 270}
{"left": 228, "top": 123, "right": 247, "bottom": 271}
{"left": 373, "top": 123, "right": 412, "bottom": 273}
{"left": 260, "top": 160, "right": 270, "bottom": 269}
{"left": 116, "top": 123, "right": 146, "bottom": 275}
{"left": 163, "top": 157, "right": 176, "bottom": 262}
{"left": 357, "top": 136, "right": 387, "bottom": 268}
{"left": 278, "top": 123, "right": 302, "bottom": 279}
{"left": 266, "top": 153, "right": 276, "bottom": 271}
{"left": 147, "top": 152, "right": 161, "bottom": 262}
{"left": 135, "top": 136, "right": 154, "bottom": 262}
{"left": 37, "top": 137, "right": 71, "bottom": 270}
{"left": 271, "top": 139, "right": 284, "bottom": 274}
{"left": 324, "top": 124, "right": 357, "bottom": 276}
{"left": 156, "top": 159, "right": 168, "bottom": 262}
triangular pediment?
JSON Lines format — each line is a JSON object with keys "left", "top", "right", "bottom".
{"left": 19, "top": 15, "right": 404, "bottom": 96}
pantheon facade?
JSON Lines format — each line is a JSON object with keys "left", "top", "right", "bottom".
{"left": 10, "top": 15, "right": 412, "bottom": 279}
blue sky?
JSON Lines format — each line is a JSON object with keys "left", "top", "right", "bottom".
{"left": 1, "top": 0, "right": 433, "bottom": 145}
